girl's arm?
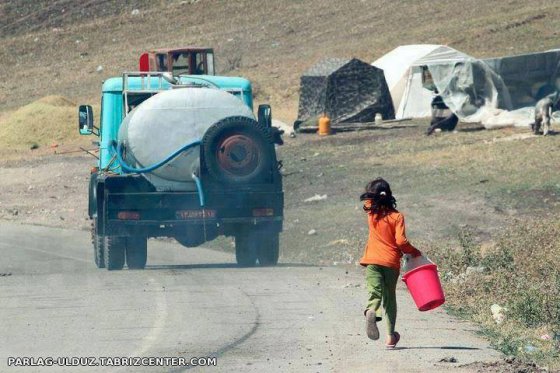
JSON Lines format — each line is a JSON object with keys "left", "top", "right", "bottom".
{"left": 395, "top": 214, "right": 422, "bottom": 257}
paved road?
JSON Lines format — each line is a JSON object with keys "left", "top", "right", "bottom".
{"left": 0, "top": 223, "right": 500, "bottom": 372}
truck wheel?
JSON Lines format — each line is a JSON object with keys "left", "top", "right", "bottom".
{"left": 175, "top": 227, "right": 206, "bottom": 248}
{"left": 88, "top": 172, "right": 97, "bottom": 218}
{"left": 125, "top": 237, "right": 147, "bottom": 270}
{"left": 257, "top": 232, "right": 280, "bottom": 266}
{"left": 235, "top": 229, "right": 258, "bottom": 267}
{"left": 203, "top": 116, "right": 273, "bottom": 184}
{"left": 104, "top": 236, "right": 125, "bottom": 271}
{"left": 91, "top": 219, "right": 105, "bottom": 268}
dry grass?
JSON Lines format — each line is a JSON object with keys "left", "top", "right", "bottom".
{"left": 431, "top": 222, "right": 560, "bottom": 368}
{"left": 0, "top": 95, "right": 92, "bottom": 150}
{"left": 274, "top": 124, "right": 559, "bottom": 260}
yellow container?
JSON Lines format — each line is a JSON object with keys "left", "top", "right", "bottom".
{"left": 318, "top": 114, "right": 331, "bottom": 136}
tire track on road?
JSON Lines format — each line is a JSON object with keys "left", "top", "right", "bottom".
{"left": 169, "top": 289, "right": 261, "bottom": 372}
{"left": 0, "top": 241, "right": 90, "bottom": 263}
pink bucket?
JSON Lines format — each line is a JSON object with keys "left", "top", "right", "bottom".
{"left": 402, "top": 264, "right": 445, "bottom": 311}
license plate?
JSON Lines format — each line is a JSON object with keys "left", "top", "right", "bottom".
{"left": 176, "top": 210, "right": 216, "bottom": 219}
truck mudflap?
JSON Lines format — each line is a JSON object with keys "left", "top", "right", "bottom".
{"left": 102, "top": 190, "right": 283, "bottom": 237}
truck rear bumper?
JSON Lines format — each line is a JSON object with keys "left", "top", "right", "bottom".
{"left": 101, "top": 190, "right": 283, "bottom": 237}
{"left": 105, "top": 216, "right": 282, "bottom": 236}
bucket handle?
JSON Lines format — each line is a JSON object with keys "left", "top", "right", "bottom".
{"left": 402, "top": 254, "right": 434, "bottom": 273}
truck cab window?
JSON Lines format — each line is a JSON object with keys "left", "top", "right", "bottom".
{"left": 206, "top": 52, "right": 215, "bottom": 75}
{"left": 172, "top": 53, "right": 190, "bottom": 75}
{"left": 156, "top": 54, "right": 168, "bottom": 71}
{"left": 194, "top": 52, "right": 206, "bottom": 75}
{"left": 126, "top": 93, "right": 153, "bottom": 113}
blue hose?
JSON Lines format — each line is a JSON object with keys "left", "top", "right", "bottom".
{"left": 112, "top": 140, "right": 206, "bottom": 207}
{"left": 191, "top": 173, "right": 205, "bottom": 207}
{"left": 113, "top": 140, "right": 201, "bottom": 174}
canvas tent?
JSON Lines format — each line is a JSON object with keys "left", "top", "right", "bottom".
{"left": 373, "top": 44, "right": 446, "bottom": 119}
{"left": 373, "top": 45, "right": 512, "bottom": 125}
{"left": 296, "top": 58, "right": 394, "bottom": 127}
{"left": 483, "top": 49, "right": 560, "bottom": 109}
{"left": 476, "top": 49, "right": 560, "bottom": 128}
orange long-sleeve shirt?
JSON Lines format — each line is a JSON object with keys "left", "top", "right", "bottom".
{"left": 359, "top": 208, "right": 420, "bottom": 270}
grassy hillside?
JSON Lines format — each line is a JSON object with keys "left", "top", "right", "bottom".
{"left": 1, "top": 0, "right": 560, "bottom": 123}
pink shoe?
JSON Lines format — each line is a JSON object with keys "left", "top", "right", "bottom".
{"left": 385, "top": 332, "right": 400, "bottom": 349}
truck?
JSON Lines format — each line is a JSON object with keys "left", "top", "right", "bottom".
{"left": 78, "top": 52, "right": 284, "bottom": 270}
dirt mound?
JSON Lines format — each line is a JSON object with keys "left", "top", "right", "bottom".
{"left": 0, "top": 95, "right": 83, "bottom": 149}
{"left": 35, "top": 95, "right": 76, "bottom": 107}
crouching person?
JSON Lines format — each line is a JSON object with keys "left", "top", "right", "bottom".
{"left": 426, "top": 94, "right": 458, "bottom": 135}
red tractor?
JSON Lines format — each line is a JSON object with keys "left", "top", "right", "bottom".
{"left": 139, "top": 47, "right": 215, "bottom": 75}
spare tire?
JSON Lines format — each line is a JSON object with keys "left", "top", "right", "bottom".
{"left": 202, "top": 116, "right": 273, "bottom": 184}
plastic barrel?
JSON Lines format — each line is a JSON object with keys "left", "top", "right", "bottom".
{"left": 318, "top": 115, "right": 331, "bottom": 136}
{"left": 402, "top": 264, "right": 445, "bottom": 311}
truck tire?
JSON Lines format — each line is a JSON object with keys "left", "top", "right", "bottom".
{"left": 88, "top": 172, "right": 97, "bottom": 219}
{"left": 175, "top": 228, "right": 206, "bottom": 248}
{"left": 91, "top": 219, "right": 105, "bottom": 268}
{"left": 257, "top": 231, "right": 280, "bottom": 266}
{"left": 125, "top": 237, "right": 147, "bottom": 270}
{"left": 104, "top": 236, "right": 125, "bottom": 271}
{"left": 203, "top": 116, "right": 273, "bottom": 184}
{"left": 235, "top": 228, "right": 258, "bottom": 267}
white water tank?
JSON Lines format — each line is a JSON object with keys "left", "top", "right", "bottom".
{"left": 118, "top": 87, "right": 254, "bottom": 186}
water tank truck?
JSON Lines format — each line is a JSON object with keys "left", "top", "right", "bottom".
{"left": 78, "top": 60, "right": 283, "bottom": 270}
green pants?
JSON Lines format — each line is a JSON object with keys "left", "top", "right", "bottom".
{"left": 365, "top": 264, "right": 399, "bottom": 335}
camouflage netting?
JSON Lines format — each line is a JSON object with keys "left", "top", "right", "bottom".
{"left": 295, "top": 58, "right": 394, "bottom": 128}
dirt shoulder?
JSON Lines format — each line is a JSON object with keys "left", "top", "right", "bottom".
{"left": 0, "top": 152, "right": 92, "bottom": 231}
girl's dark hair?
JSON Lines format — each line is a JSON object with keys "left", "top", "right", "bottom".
{"left": 360, "top": 177, "right": 397, "bottom": 216}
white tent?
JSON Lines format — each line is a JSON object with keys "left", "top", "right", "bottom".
{"left": 373, "top": 44, "right": 538, "bottom": 129}
{"left": 373, "top": 45, "right": 470, "bottom": 119}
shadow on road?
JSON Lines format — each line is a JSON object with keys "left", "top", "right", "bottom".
{"left": 391, "top": 346, "right": 481, "bottom": 351}
{"left": 145, "top": 263, "right": 318, "bottom": 270}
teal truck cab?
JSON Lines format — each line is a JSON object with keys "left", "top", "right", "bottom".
{"left": 79, "top": 66, "right": 284, "bottom": 270}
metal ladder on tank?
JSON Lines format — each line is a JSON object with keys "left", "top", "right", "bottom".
{"left": 121, "top": 72, "right": 176, "bottom": 115}
{"left": 121, "top": 72, "right": 246, "bottom": 115}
